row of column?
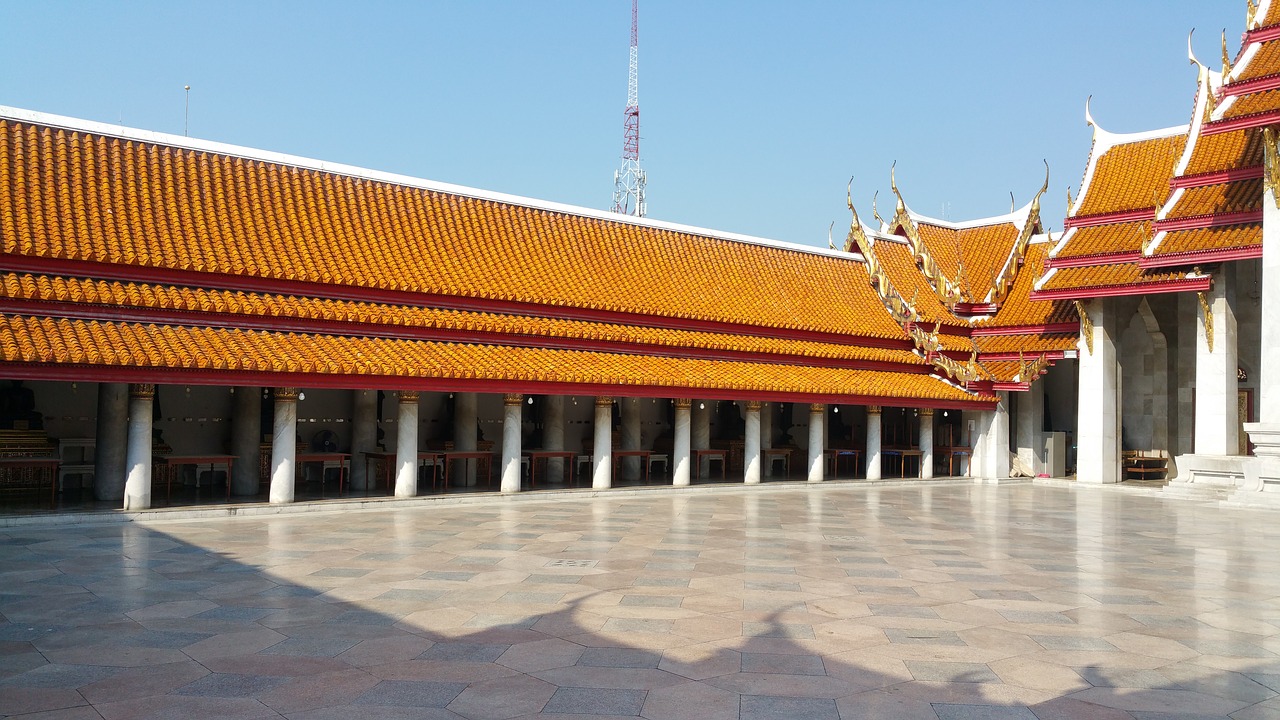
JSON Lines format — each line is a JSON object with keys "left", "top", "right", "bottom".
{"left": 106, "top": 386, "right": 955, "bottom": 510}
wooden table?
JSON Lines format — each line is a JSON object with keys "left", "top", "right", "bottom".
{"left": 763, "top": 448, "right": 792, "bottom": 477}
{"left": 883, "top": 448, "right": 924, "bottom": 478}
{"left": 0, "top": 457, "right": 60, "bottom": 505}
{"left": 363, "top": 451, "right": 444, "bottom": 493}
{"left": 524, "top": 450, "right": 576, "bottom": 488}
{"left": 158, "top": 454, "right": 236, "bottom": 501}
{"left": 296, "top": 452, "right": 349, "bottom": 496}
{"left": 825, "top": 448, "right": 860, "bottom": 479}
{"left": 693, "top": 449, "right": 727, "bottom": 481}
{"left": 441, "top": 451, "right": 493, "bottom": 490}
{"left": 612, "top": 450, "right": 651, "bottom": 484}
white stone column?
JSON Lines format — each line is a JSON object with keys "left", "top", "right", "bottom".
{"left": 865, "top": 406, "right": 882, "bottom": 480}
{"left": 692, "top": 400, "right": 711, "bottom": 475}
{"left": 673, "top": 398, "right": 692, "bottom": 487}
{"left": 122, "top": 383, "right": 154, "bottom": 510}
{"left": 984, "top": 392, "right": 1012, "bottom": 478}
{"left": 920, "top": 408, "right": 934, "bottom": 479}
{"left": 1077, "top": 298, "right": 1121, "bottom": 484}
{"left": 394, "top": 390, "right": 420, "bottom": 497}
{"left": 1241, "top": 151, "right": 1280, "bottom": 495}
{"left": 269, "top": 387, "right": 299, "bottom": 504}
{"left": 453, "top": 392, "right": 478, "bottom": 486}
{"left": 808, "top": 403, "right": 824, "bottom": 482}
{"left": 1194, "top": 272, "right": 1239, "bottom": 456}
{"left": 94, "top": 382, "right": 128, "bottom": 502}
{"left": 744, "top": 401, "right": 762, "bottom": 485}
{"left": 544, "top": 395, "right": 565, "bottom": 483}
{"left": 501, "top": 394, "right": 522, "bottom": 494}
{"left": 593, "top": 396, "right": 613, "bottom": 489}
{"left": 230, "top": 386, "right": 262, "bottom": 496}
{"left": 621, "top": 397, "right": 641, "bottom": 481}
{"left": 1015, "top": 379, "right": 1044, "bottom": 476}
{"left": 350, "top": 389, "right": 378, "bottom": 491}
{"left": 761, "top": 403, "right": 774, "bottom": 477}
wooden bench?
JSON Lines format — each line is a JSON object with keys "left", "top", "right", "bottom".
{"left": 1123, "top": 451, "right": 1168, "bottom": 481}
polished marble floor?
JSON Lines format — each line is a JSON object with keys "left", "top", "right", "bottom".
{"left": 4, "top": 482, "right": 1280, "bottom": 719}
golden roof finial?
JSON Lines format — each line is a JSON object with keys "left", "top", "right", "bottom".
{"left": 1222, "top": 29, "right": 1233, "bottom": 78}
{"left": 890, "top": 161, "right": 907, "bottom": 216}
{"left": 1249, "top": 0, "right": 1259, "bottom": 28}
{"left": 871, "top": 190, "right": 885, "bottom": 227}
{"left": 827, "top": 221, "right": 837, "bottom": 251}
{"left": 1188, "top": 28, "right": 1202, "bottom": 68}
{"left": 1030, "top": 160, "right": 1049, "bottom": 216}
{"left": 1009, "top": 192, "right": 1016, "bottom": 214}
{"left": 1264, "top": 128, "right": 1280, "bottom": 209}
{"left": 1066, "top": 185, "right": 1075, "bottom": 212}
{"left": 1084, "top": 95, "right": 1097, "bottom": 138}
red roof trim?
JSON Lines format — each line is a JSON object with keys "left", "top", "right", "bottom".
{"left": 0, "top": 298, "right": 931, "bottom": 376}
{"left": 1154, "top": 210, "right": 1263, "bottom": 232}
{"left": 991, "top": 381, "right": 1032, "bottom": 392}
{"left": 1029, "top": 276, "right": 1212, "bottom": 301}
{"left": 979, "top": 351, "right": 1066, "bottom": 362}
{"left": 1063, "top": 208, "right": 1155, "bottom": 229}
{"left": 1221, "top": 72, "right": 1280, "bottom": 98}
{"left": 1169, "top": 165, "right": 1264, "bottom": 189}
{"left": 904, "top": 320, "right": 972, "bottom": 339}
{"left": 971, "top": 323, "right": 1078, "bottom": 337}
{"left": 0, "top": 362, "right": 996, "bottom": 410}
{"left": 1139, "top": 244, "right": 1263, "bottom": 269}
{"left": 1203, "top": 109, "right": 1280, "bottom": 135}
{"left": 1045, "top": 251, "right": 1142, "bottom": 269}
{"left": 1244, "top": 23, "right": 1280, "bottom": 45}
{"left": 953, "top": 302, "right": 998, "bottom": 315}
{"left": 0, "top": 254, "right": 914, "bottom": 352}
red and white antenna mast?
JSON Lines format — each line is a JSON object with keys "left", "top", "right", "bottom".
{"left": 611, "top": 0, "right": 646, "bottom": 217}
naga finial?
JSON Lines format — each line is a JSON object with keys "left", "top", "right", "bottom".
{"left": 1066, "top": 185, "right": 1075, "bottom": 212}
{"left": 827, "top": 221, "right": 837, "bottom": 250}
{"left": 1248, "top": 0, "right": 1259, "bottom": 29}
{"left": 1187, "top": 28, "right": 1202, "bottom": 68}
{"left": 871, "top": 190, "right": 885, "bottom": 227}
{"left": 1084, "top": 95, "right": 1099, "bottom": 138}
{"left": 1030, "top": 160, "right": 1049, "bottom": 215}
{"left": 1222, "top": 29, "right": 1233, "bottom": 78}
{"left": 1009, "top": 192, "right": 1016, "bottom": 214}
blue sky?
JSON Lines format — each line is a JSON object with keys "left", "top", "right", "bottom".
{"left": 0, "top": 2, "right": 1245, "bottom": 247}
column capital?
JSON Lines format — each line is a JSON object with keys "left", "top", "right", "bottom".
{"left": 674, "top": 398, "right": 692, "bottom": 409}
{"left": 397, "top": 390, "right": 421, "bottom": 403}
{"left": 744, "top": 400, "right": 763, "bottom": 412}
{"left": 595, "top": 396, "right": 614, "bottom": 408}
{"left": 920, "top": 408, "right": 934, "bottom": 417}
{"left": 866, "top": 405, "right": 881, "bottom": 415}
{"left": 503, "top": 393, "right": 524, "bottom": 406}
{"left": 129, "top": 383, "right": 155, "bottom": 400}
{"left": 273, "top": 387, "right": 299, "bottom": 402}
{"left": 809, "top": 403, "right": 825, "bottom": 414}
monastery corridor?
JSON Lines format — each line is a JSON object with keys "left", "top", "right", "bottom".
{"left": 3, "top": 483, "right": 1280, "bottom": 720}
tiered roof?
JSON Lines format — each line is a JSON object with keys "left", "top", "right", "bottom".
{"left": 1039, "top": 3, "right": 1280, "bottom": 299}
{"left": 837, "top": 173, "right": 1077, "bottom": 391}
{"left": 0, "top": 108, "right": 991, "bottom": 408}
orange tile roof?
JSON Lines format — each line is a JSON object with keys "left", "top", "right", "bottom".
{"left": 1235, "top": 36, "right": 1280, "bottom": 82}
{"left": 1037, "top": 263, "right": 1188, "bottom": 294}
{"left": 0, "top": 273, "right": 923, "bottom": 366}
{"left": 1073, "top": 134, "right": 1186, "bottom": 217}
{"left": 1151, "top": 223, "right": 1262, "bottom": 257}
{"left": 1163, "top": 179, "right": 1263, "bottom": 219}
{"left": 873, "top": 240, "right": 960, "bottom": 326}
{"left": 916, "top": 222, "right": 1021, "bottom": 301}
{"left": 972, "top": 334, "right": 1078, "bottom": 355}
{"left": 1221, "top": 87, "right": 1280, "bottom": 119}
{"left": 0, "top": 119, "right": 904, "bottom": 339}
{"left": 1182, "top": 128, "right": 1263, "bottom": 176}
{"left": 1261, "top": 5, "right": 1280, "bottom": 28}
{"left": 1053, "top": 222, "right": 1149, "bottom": 259}
{"left": 981, "top": 245, "right": 1076, "bottom": 326}
{"left": 0, "top": 314, "right": 981, "bottom": 403}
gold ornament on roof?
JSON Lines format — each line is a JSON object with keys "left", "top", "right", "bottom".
{"left": 1198, "top": 291, "right": 1215, "bottom": 353}
{"left": 990, "top": 163, "right": 1048, "bottom": 305}
{"left": 1073, "top": 300, "right": 1093, "bottom": 355}
{"left": 1264, "top": 128, "right": 1280, "bottom": 209}
{"left": 1222, "top": 30, "right": 1233, "bottom": 79}
{"left": 1066, "top": 186, "right": 1075, "bottom": 212}
{"left": 888, "top": 164, "right": 965, "bottom": 306}
{"left": 1248, "top": 0, "right": 1259, "bottom": 28}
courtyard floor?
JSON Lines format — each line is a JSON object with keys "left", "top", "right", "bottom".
{"left": 3, "top": 482, "right": 1280, "bottom": 719}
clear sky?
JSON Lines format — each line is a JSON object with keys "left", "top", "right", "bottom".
{"left": 0, "top": 1, "right": 1246, "bottom": 248}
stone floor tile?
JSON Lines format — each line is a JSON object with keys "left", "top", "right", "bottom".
{"left": 906, "top": 661, "right": 1002, "bottom": 683}
{"left": 445, "top": 673, "right": 557, "bottom": 720}
{"left": 352, "top": 679, "right": 468, "bottom": 707}
{"left": 739, "top": 694, "right": 838, "bottom": 720}
{"left": 541, "top": 686, "right": 646, "bottom": 715}
{"left": 932, "top": 703, "right": 1038, "bottom": 719}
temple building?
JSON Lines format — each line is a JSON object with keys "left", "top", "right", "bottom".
{"left": 3, "top": 0, "right": 1280, "bottom": 512}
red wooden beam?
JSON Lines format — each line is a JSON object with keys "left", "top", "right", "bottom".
{"left": 1138, "top": 244, "right": 1263, "bottom": 269}
{"left": 1030, "top": 276, "right": 1212, "bottom": 301}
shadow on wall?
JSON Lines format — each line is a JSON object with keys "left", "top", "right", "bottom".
{"left": 0, "top": 486, "right": 1279, "bottom": 719}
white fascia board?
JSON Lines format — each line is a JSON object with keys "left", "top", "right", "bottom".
{"left": 0, "top": 105, "right": 860, "bottom": 264}
{"left": 1049, "top": 227, "right": 1076, "bottom": 257}
{"left": 1032, "top": 267, "right": 1058, "bottom": 292}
